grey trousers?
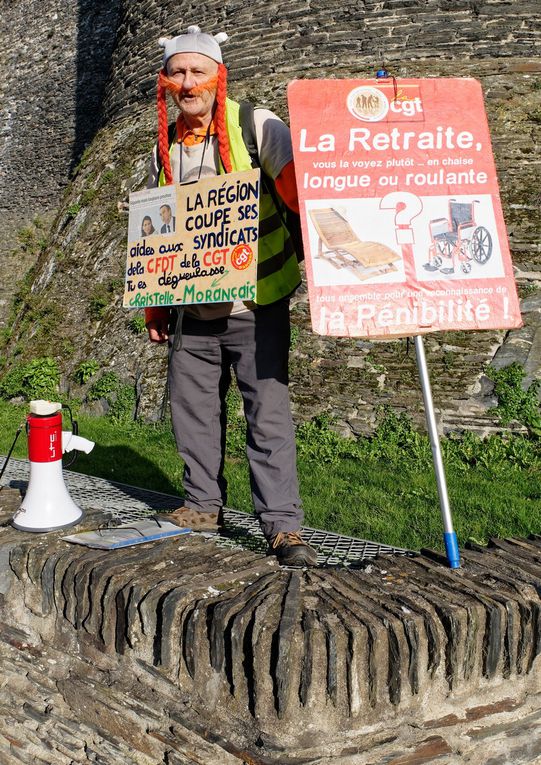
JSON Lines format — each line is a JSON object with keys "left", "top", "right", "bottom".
{"left": 168, "top": 299, "right": 302, "bottom": 539}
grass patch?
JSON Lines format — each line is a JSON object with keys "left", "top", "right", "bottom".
{"left": 0, "top": 401, "right": 539, "bottom": 552}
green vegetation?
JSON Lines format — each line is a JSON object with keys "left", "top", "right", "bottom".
{"left": 0, "top": 361, "right": 134, "bottom": 423}
{"left": 88, "top": 279, "right": 122, "bottom": 320}
{"left": 486, "top": 363, "right": 541, "bottom": 437}
{"left": 0, "top": 357, "right": 59, "bottom": 400}
{"left": 73, "top": 360, "right": 100, "bottom": 385}
{"left": 527, "top": 108, "right": 541, "bottom": 124}
{"left": 108, "top": 384, "right": 137, "bottom": 423}
{"left": 80, "top": 187, "right": 98, "bottom": 206}
{"left": 128, "top": 315, "right": 147, "bottom": 335}
{"left": 66, "top": 202, "right": 81, "bottom": 219}
{"left": 517, "top": 281, "right": 538, "bottom": 299}
{"left": 87, "top": 371, "right": 120, "bottom": 402}
{"left": 0, "top": 220, "right": 49, "bottom": 348}
{"left": 88, "top": 285, "right": 109, "bottom": 319}
{"left": 290, "top": 325, "right": 300, "bottom": 349}
{"left": 100, "top": 169, "right": 115, "bottom": 184}
{"left": 17, "top": 226, "right": 47, "bottom": 254}
{"left": 1, "top": 398, "right": 538, "bottom": 553}
{"left": 0, "top": 359, "right": 538, "bottom": 551}
{"left": 87, "top": 372, "right": 135, "bottom": 422}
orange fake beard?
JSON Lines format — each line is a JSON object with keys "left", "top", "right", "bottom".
{"left": 158, "top": 70, "right": 218, "bottom": 99}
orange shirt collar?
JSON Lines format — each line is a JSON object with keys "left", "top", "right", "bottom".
{"left": 176, "top": 115, "right": 216, "bottom": 146}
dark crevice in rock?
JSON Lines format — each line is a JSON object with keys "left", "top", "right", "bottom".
{"left": 346, "top": 627, "right": 355, "bottom": 714}
{"left": 114, "top": 584, "right": 129, "bottom": 655}
{"left": 311, "top": 577, "right": 382, "bottom": 709}
{"left": 241, "top": 610, "right": 257, "bottom": 716}
{"left": 181, "top": 604, "right": 197, "bottom": 679}
{"left": 61, "top": 556, "right": 81, "bottom": 628}
{"left": 206, "top": 599, "right": 219, "bottom": 662}
{"left": 502, "top": 602, "right": 515, "bottom": 679}
{"left": 314, "top": 572, "right": 412, "bottom": 707}
{"left": 99, "top": 573, "right": 125, "bottom": 649}
{"left": 210, "top": 597, "right": 235, "bottom": 673}
{"left": 152, "top": 589, "right": 170, "bottom": 666}
{"left": 299, "top": 609, "right": 314, "bottom": 707}
{"left": 386, "top": 621, "right": 402, "bottom": 706}
{"left": 402, "top": 616, "right": 420, "bottom": 696}
{"left": 270, "top": 622, "right": 281, "bottom": 714}
{"left": 74, "top": 552, "right": 106, "bottom": 629}
{"left": 420, "top": 608, "right": 441, "bottom": 678}
{"left": 325, "top": 624, "right": 338, "bottom": 706}
{"left": 223, "top": 612, "right": 236, "bottom": 695}
{"left": 40, "top": 551, "right": 68, "bottom": 617}
{"left": 482, "top": 603, "right": 503, "bottom": 679}
{"left": 229, "top": 578, "right": 278, "bottom": 709}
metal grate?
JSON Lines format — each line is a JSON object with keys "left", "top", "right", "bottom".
{"left": 1, "top": 457, "right": 414, "bottom": 567}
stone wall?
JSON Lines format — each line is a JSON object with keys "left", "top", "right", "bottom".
{"left": 0, "top": 0, "right": 540, "bottom": 431}
{"left": 2, "top": 486, "right": 541, "bottom": 763}
{"left": 0, "top": 0, "right": 121, "bottom": 213}
{"left": 0, "top": 0, "right": 121, "bottom": 325}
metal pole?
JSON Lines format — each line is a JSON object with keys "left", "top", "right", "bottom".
{"left": 414, "top": 335, "right": 460, "bottom": 568}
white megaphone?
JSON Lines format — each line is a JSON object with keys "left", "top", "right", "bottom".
{"left": 12, "top": 400, "right": 95, "bottom": 532}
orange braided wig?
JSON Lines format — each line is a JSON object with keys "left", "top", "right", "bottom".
{"left": 215, "top": 64, "right": 232, "bottom": 173}
{"left": 156, "top": 70, "right": 174, "bottom": 185}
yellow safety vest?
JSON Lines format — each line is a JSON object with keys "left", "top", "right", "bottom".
{"left": 158, "top": 98, "right": 301, "bottom": 305}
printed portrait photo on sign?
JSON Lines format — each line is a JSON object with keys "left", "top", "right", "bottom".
{"left": 127, "top": 186, "right": 177, "bottom": 243}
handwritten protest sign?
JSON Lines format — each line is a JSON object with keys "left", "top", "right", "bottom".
{"left": 288, "top": 78, "right": 522, "bottom": 338}
{"left": 124, "top": 169, "right": 260, "bottom": 309}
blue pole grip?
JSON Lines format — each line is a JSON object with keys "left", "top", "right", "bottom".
{"left": 443, "top": 531, "right": 460, "bottom": 569}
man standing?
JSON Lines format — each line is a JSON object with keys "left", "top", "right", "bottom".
{"left": 159, "top": 204, "right": 175, "bottom": 234}
{"left": 145, "top": 25, "right": 317, "bottom": 566}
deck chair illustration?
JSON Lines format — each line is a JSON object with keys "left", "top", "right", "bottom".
{"left": 309, "top": 207, "right": 400, "bottom": 281}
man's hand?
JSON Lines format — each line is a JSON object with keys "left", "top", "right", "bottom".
{"left": 146, "top": 319, "right": 169, "bottom": 344}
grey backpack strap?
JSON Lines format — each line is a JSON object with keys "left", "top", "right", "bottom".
{"left": 238, "top": 102, "right": 286, "bottom": 220}
{"left": 239, "top": 101, "right": 259, "bottom": 165}
{"left": 238, "top": 101, "right": 304, "bottom": 263}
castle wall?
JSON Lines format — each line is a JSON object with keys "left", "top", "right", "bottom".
{"left": 0, "top": 0, "right": 539, "bottom": 430}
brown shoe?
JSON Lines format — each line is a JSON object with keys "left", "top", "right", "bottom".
{"left": 269, "top": 531, "right": 318, "bottom": 567}
{"left": 156, "top": 506, "right": 223, "bottom": 531}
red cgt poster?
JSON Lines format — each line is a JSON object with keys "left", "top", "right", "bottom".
{"left": 288, "top": 78, "right": 522, "bottom": 338}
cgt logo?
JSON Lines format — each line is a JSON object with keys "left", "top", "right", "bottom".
{"left": 231, "top": 244, "right": 254, "bottom": 270}
{"left": 347, "top": 85, "right": 423, "bottom": 122}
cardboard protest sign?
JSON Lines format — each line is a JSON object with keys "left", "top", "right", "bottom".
{"left": 124, "top": 169, "right": 260, "bottom": 309}
{"left": 288, "top": 78, "right": 522, "bottom": 338}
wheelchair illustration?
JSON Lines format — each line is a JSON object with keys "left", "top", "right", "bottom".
{"left": 423, "top": 199, "right": 493, "bottom": 275}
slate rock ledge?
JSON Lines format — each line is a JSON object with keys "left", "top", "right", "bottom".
{"left": 1, "top": 487, "right": 541, "bottom": 764}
